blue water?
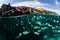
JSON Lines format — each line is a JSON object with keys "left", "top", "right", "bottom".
{"left": 0, "top": 14, "right": 60, "bottom": 40}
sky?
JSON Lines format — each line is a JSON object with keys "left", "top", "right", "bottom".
{"left": 0, "top": 0, "right": 60, "bottom": 15}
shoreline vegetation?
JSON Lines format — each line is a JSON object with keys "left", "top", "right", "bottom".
{"left": 0, "top": 3, "right": 57, "bottom": 16}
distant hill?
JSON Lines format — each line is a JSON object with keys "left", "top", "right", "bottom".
{"left": 0, "top": 3, "right": 58, "bottom": 16}
{"left": 37, "top": 8, "right": 57, "bottom": 15}
{"left": 20, "top": 6, "right": 57, "bottom": 15}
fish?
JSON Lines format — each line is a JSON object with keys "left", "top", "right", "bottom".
{"left": 1, "top": 14, "right": 60, "bottom": 40}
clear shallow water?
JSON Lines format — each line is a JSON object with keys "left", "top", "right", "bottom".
{"left": 0, "top": 14, "right": 60, "bottom": 40}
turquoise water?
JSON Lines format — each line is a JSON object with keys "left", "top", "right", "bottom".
{"left": 0, "top": 14, "right": 60, "bottom": 40}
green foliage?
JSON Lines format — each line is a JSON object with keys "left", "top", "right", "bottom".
{"left": 45, "top": 11, "right": 57, "bottom": 15}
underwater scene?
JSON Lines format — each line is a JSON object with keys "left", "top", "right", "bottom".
{"left": 0, "top": 14, "right": 60, "bottom": 40}
{"left": 0, "top": 0, "right": 60, "bottom": 40}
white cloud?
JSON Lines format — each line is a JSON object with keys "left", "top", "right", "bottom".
{"left": 12, "top": 1, "right": 60, "bottom": 15}
{"left": 41, "top": 7, "right": 60, "bottom": 15}
{"left": 0, "top": 0, "right": 8, "bottom": 7}
{"left": 0, "top": 0, "right": 14, "bottom": 7}
{"left": 0, "top": 0, "right": 60, "bottom": 15}
{"left": 55, "top": 0, "right": 60, "bottom": 6}
{"left": 12, "top": 1, "right": 50, "bottom": 8}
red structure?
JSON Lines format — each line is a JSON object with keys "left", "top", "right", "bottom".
{"left": 16, "top": 6, "right": 25, "bottom": 13}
